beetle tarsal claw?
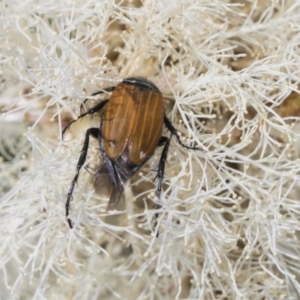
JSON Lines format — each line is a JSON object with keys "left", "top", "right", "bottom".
{"left": 62, "top": 77, "right": 200, "bottom": 236}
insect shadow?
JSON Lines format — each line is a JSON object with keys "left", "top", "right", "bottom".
{"left": 62, "top": 77, "right": 201, "bottom": 235}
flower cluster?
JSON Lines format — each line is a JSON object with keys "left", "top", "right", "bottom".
{"left": 1, "top": 0, "right": 300, "bottom": 299}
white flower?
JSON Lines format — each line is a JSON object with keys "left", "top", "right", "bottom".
{"left": 1, "top": 0, "right": 300, "bottom": 299}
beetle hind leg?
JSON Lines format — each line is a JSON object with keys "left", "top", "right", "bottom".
{"left": 152, "top": 136, "right": 170, "bottom": 237}
{"left": 164, "top": 116, "right": 201, "bottom": 151}
{"left": 94, "top": 163, "right": 124, "bottom": 212}
{"left": 66, "top": 127, "right": 100, "bottom": 228}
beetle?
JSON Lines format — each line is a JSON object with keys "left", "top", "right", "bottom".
{"left": 62, "top": 77, "right": 200, "bottom": 233}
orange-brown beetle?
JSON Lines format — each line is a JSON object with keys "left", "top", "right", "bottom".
{"left": 63, "top": 77, "right": 200, "bottom": 232}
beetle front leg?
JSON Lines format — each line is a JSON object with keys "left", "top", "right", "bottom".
{"left": 153, "top": 136, "right": 170, "bottom": 236}
{"left": 66, "top": 127, "right": 100, "bottom": 228}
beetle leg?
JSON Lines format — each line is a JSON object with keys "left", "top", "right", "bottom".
{"left": 105, "top": 158, "right": 122, "bottom": 190}
{"left": 94, "top": 164, "right": 113, "bottom": 194}
{"left": 62, "top": 100, "right": 109, "bottom": 137}
{"left": 157, "top": 136, "right": 169, "bottom": 147}
{"left": 80, "top": 86, "right": 115, "bottom": 111}
{"left": 100, "top": 158, "right": 124, "bottom": 211}
{"left": 164, "top": 115, "right": 201, "bottom": 151}
{"left": 94, "top": 164, "right": 122, "bottom": 218}
{"left": 94, "top": 163, "right": 123, "bottom": 211}
{"left": 153, "top": 136, "right": 170, "bottom": 236}
{"left": 66, "top": 127, "right": 100, "bottom": 228}
{"left": 99, "top": 137, "right": 123, "bottom": 192}
{"left": 106, "top": 187, "right": 123, "bottom": 211}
